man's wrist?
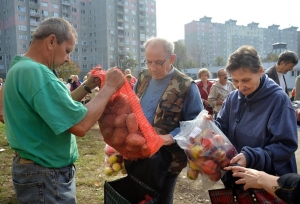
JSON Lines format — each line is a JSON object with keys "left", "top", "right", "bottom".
{"left": 82, "top": 84, "right": 92, "bottom": 93}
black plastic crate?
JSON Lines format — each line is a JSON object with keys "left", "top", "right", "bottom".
{"left": 104, "top": 175, "right": 159, "bottom": 204}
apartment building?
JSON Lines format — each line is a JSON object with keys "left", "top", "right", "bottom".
{"left": 185, "top": 16, "right": 299, "bottom": 68}
{"left": 0, "top": 0, "right": 156, "bottom": 78}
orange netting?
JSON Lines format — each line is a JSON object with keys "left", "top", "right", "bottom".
{"left": 90, "top": 68, "right": 164, "bottom": 160}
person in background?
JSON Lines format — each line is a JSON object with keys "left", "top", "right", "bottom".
{"left": 125, "top": 74, "right": 134, "bottom": 89}
{"left": 214, "top": 45, "right": 297, "bottom": 189}
{"left": 124, "top": 68, "right": 137, "bottom": 84}
{"left": 265, "top": 51, "right": 298, "bottom": 95}
{"left": 294, "top": 75, "right": 300, "bottom": 101}
{"left": 225, "top": 165, "right": 300, "bottom": 203}
{"left": 0, "top": 78, "right": 3, "bottom": 87}
{"left": 125, "top": 37, "right": 203, "bottom": 204}
{"left": 70, "top": 75, "right": 81, "bottom": 91}
{"left": 3, "top": 17, "right": 124, "bottom": 203}
{"left": 196, "top": 68, "right": 214, "bottom": 115}
{"left": 66, "top": 77, "right": 73, "bottom": 91}
{"left": 208, "top": 68, "right": 236, "bottom": 118}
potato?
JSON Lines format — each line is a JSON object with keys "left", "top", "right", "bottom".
{"left": 126, "top": 113, "right": 138, "bottom": 133}
{"left": 125, "top": 133, "right": 146, "bottom": 147}
{"left": 99, "top": 114, "right": 116, "bottom": 127}
{"left": 111, "top": 127, "right": 127, "bottom": 146}
{"left": 114, "top": 114, "right": 128, "bottom": 128}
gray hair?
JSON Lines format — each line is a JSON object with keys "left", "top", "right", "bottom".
{"left": 144, "top": 37, "right": 174, "bottom": 55}
{"left": 32, "top": 17, "right": 77, "bottom": 44}
{"left": 226, "top": 45, "right": 261, "bottom": 74}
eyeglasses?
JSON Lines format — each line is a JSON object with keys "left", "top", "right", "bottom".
{"left": 144, "top": 55, "right": 171, "bottom": 69}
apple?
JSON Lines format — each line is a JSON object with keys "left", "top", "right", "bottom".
{"left": 187, "top": 168, "right": 199, "bottom": 180}
{"left": 107, "top": 155, "right": 118, "bottom": 164}
{"left": 112, "top": 162, "right": 122, "bottom": 172}
{"left": 222, "top": 143, "right": 237, "bottom": 160}
{"left": 104, "top": 166, "right": 114, "bottom": 176}
{"left": 211, "top": 148, "right": 226, "bottom": 162}
{"left": 201, "top": 128, "right": 213, "bottom": 138}
{"left": 188, "top": 159, "right": 199, "bottom": 170}
{"left": 212, "top": 134, "right": 225, "bottom": 146}
{"left": 220, "top": 157, "right": 231, "bottom": 169}
{"left": 200, "top": 138, "right": 215, "bottom": 150}
{"left": 200, "top": 159, "right": 218, "bottom": 175}
{"left": 193, "top": 156, "right": 205, "bottom": 168}
{"left": 208, "top": 170, "right": 222, "bottom": 182}
{"left": 189, "top": 145, "right": 205, "bottom": 159}
{"left": 104, "top": 144, "right": 116, "bottom": 155}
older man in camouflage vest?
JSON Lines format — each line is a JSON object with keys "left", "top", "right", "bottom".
{"left": 124, "top": 37, "right": 203, "bottom": 204}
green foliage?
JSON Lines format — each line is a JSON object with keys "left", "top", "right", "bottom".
{"left": 262, "top": 52, "right": 278, "bottom": 62}
{"left": 213, "top": 56, "right": 226, "bottom": 66}
{"left": 174, "top": 40, "right": 198, "bottom": 69}
{"left": 120, "top": 53, "right": 137, "bottom": 73}
{"left": 56, "top": 60, "right": 81, "bottom": 81}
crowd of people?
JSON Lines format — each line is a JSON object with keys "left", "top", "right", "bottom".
{"left": 1, "top": 17, "right": 300, "bottom": 204}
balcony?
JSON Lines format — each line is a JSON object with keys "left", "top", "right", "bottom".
{"left": 117, "top": 9, "right": 124, "bottom": 14}
{"left": 30, "top": 21, "right": 39, "bottom": 26}
{"left": 29, "top": 11, "right": 40, "bottom": 17}
{"left": 62, "top": 1, "right": 70, "bottom": 6}
{"left": 29, "top": 2, "right": 40, "bottom": 9}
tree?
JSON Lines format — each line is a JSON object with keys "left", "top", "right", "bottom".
{"left": 262, "top": 52, "right": 278, "bottom": 62}
{"left": 56, "top": 60, "right": 81, "bottom": 80}
{"left": 120, "top": 53, "right": 136, "bottom": 73}
{"left": 213, "top": 56, "right": 226, "bottom": 66}
{"left": 174, "top": 40, "right": 198, "bottom": 69}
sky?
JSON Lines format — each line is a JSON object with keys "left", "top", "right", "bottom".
{"left": 156, "top": 0, "right": 300, "bottom": 42}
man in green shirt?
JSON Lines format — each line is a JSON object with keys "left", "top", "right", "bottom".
{"left": 4, "top": 17, "right": 124, "bottom": 203}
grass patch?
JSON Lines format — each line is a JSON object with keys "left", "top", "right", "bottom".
{"left": 0, "top": 125, "right": 119, "bottom": 204}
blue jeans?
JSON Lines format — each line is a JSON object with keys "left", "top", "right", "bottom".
{"left": 12, "top": 154, "right": 76, "bottom": 204}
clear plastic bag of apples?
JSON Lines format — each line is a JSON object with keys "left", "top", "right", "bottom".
{"left": 174, "top": 110, "right": 238, "bottom": 189}
{"left": 103, "top": 144, "right": 127, "bottom": 177}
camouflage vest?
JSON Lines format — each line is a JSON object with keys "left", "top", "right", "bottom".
{"left": 136, "top": 68, "right": 193, "bottom": 174}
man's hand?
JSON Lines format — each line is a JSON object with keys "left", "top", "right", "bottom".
{"left": 104, "top": 67, "right": 125, "bottom": 92}
{"left": 160, "top": 134, "right": 174, "bottom": 146}
{"left": 230, "top": 153, "right": 246, "bottom": 167}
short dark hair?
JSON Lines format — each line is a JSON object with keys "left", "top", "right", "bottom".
{"left": 277, "top": 51, "right": 298, "bottom": 65}
{"left": 226, "top": 45, "right": 261, "bottom": 74}
{"left": 32, "top": 17, "right": 77, "bottom": 44}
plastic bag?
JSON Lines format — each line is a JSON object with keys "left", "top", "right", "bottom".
{"left": 90, "top": 69, "right": 164, "bottom": 160}
{"left": 103, "top": 144, "right": 126, "bottom": 177}
{"left": 174, "top": 110, "right": 238, "bottom": 189}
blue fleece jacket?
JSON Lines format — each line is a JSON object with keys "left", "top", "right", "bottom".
{"left": 215, "top": 74, "right": 298, "bottom": 176}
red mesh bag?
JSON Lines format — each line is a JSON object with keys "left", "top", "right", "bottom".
{"left": 90, "top": 68, "right": 164, "bottom": 160}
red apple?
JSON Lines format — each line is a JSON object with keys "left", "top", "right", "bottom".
{"left": 212, "top": 134, "right": 225, "bottom": 146}
{"left": 201, "top": 138, "right": 215, "bottom": 150}
{"left": 187, "top": 168, "right": 199, "bottom": 180}
{"left": 208, "top": 170, "right": 222, "bottom": 182}
{"left": 222, "top": 143, "right": 237, "bottom": 160}
{"left": 200, "top": 159, "right": 218, "bottom": 175}
{"left": 193, "top": 156, "right": 205, "bottom": 168}
{"left": 220, "top": 157, "right": 231, "bottom": 169}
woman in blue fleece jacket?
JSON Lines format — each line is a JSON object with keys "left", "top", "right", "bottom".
{"left": 215, "top": 45, "right": 298, "bottom": 188}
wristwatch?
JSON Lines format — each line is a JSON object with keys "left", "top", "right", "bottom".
{"left": 82, "top": 84, "right": 92, "bottom": 93}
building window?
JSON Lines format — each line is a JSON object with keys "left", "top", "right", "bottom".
{"left": 0, "top": 56, "right": 2, "bottom": 61}
{"left": 19, "top": 34, "right": 27, "bottom": 40}
{"left": 18, "top": 25, "right": 27, "bottom": 31}
{"left": 18, "top": 15, "right": 26, "bottom": 21}
{"left": 18, "top": 6, "right": 26, "bottom": 12}
{"left": 52, "top": 3, "right": 58, "bottom": 9}
{"left": 41, "top": 2, "right": 48, "bottom": 7}
{"left": 42, "top": 10, "right": 48, "bottom": 16}
{"left": 53, "top": 12, "right": 59, "bottom": 17}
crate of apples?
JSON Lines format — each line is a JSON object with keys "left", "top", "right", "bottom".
{"left": 185, "top": 127, "right": 237, "bottom": 182}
